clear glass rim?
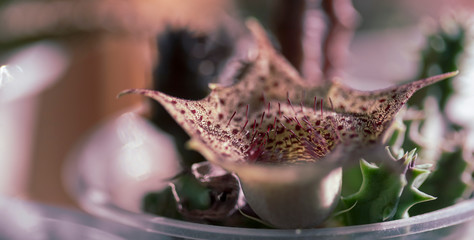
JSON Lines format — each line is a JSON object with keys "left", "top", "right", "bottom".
{"left": 70, "top": 176, "right": 474, "bottom": 239}
{"left": 63, "top": 114, "right": 474, "bottom": 239}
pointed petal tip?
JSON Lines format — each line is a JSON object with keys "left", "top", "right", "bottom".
{"left": 449, "top": 69, "right": 459, "bottom": 76}
{"left": 116, "top": 88, "right": 153, "bottom": 99}
{"left": 421, "top": 70, "right": 458, "bottom": 85}
{"left": 436, "top": 70, "right": 459, "bottom": 79}
{"left": 117, "top": 89, "right": 135, "bottom": 99}
{"left": 396, "top": 70, "right": 460, "bottom": 95}
{"left": 245, "top": 18, "right": 272, "bottom": 50}
{"left": 410, "top": 70, "right": 459, "bottom": 91}
{"left": 244, "top": 17, "right": 260, "bottom": 32}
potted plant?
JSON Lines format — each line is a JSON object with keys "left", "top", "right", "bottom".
{"left": 65, "top": 1, "right": 474, "bottom": 239}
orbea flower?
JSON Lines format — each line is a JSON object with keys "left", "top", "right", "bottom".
{"left": 120, "top": 19, "right": 457, "bottom": 228}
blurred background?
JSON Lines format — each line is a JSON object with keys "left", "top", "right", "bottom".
{"left": 0, "top": 0, "right": 473, "bottom": 211}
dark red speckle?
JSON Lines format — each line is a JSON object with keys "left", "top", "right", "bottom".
{"left": 276, "top": 127, "right": 285, "bottom": 134}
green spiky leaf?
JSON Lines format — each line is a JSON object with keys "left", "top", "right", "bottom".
{"left": 394, "top": 163, "right": 436, "bottom": 219}
{"left": 410, "top": 148, "right": 468, "bottom": 215}
{"left": 342, "top": 149, "right": 435, "bottom": 225}
{"left": 342, "top": 159, "right": 405, "bottom": 225}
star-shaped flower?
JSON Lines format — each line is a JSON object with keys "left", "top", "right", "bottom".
{"left": 120, "top": 19, "right": 457, "bottom": 228}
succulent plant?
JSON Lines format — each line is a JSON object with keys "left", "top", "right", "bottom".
{"left": 341, "top": 149, "right": 435, "bottom": 225}
{"left": 393, "top": 19, "right": 473, "bottom": 216}
{"left": 121, "top": 19, "right": 457, "bottom": 228}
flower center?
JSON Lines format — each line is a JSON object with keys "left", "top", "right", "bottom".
{"left": 233, "top": 98, "right": 342, "bottom": 164}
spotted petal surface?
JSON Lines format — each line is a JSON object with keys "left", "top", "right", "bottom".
{"left": 120, "top": 19, "right": 457, "bottom": 228}
{"left": 121, "top": 20, "right": 457, "bottom": 168}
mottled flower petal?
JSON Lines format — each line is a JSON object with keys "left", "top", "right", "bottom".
{"left": 327, "top": 71, "right": 458, "bottom": 142}
{"left": 119, "top": 19, "right": 458, "bottom": 228}
{"left": 119, "top": 20, "right": 457, "bottom": 167}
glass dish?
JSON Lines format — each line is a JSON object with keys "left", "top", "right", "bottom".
{"left": 0, "top": 195, "right": 157, "bottom": 240}
{"left": 64, "top": 112, "right": 474, "bottom": 240}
